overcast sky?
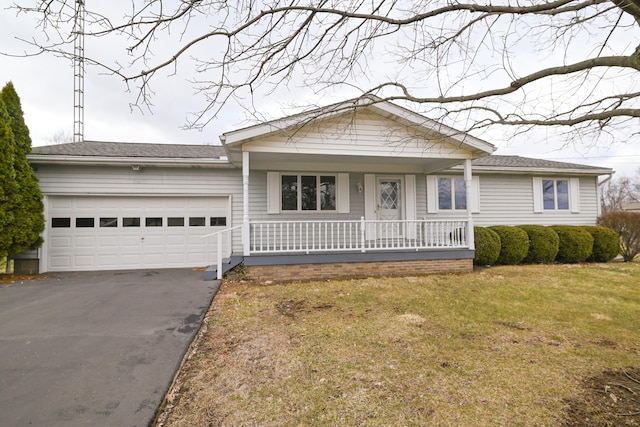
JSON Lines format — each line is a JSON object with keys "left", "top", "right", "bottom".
{"left": 1, "top": 4, "right": 639, "bottom": 176}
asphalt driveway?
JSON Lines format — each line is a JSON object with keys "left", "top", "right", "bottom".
{"left": 0, "top": 268, "right": 220, "bottom": 427}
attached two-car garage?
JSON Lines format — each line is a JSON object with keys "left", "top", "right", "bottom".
{"left": 45, "top": 195, "right": 230, "bottom": 272}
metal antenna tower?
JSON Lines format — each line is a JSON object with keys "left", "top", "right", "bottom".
{"left": 73, "top": 0, "right": 85, "bottom": 143}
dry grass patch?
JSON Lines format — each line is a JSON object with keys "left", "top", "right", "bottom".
{"left": 158, "top": 263, "right": 640, "bottom": 427}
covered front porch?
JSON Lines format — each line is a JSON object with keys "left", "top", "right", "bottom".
{"left": 203, "top": 217, "right": 474, "bottom": 280}
{"left": 205, "top": 97, "right": 495, "bottom": 280}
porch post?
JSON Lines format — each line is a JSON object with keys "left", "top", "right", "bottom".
{"left": 242, "top": 151, "right": 250, "bottom": 256}
{"left": 464, "top": 159, "right": 475, "bottom": 250}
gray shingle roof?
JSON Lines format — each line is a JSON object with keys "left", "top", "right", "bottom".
{"left": 472, "top": 155, "right": 610, "bottom": 171}
{"left": 30, "top": 141, "right": 226, "bottom": 159}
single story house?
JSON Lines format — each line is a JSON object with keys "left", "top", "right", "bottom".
{"left": 27, "top": 97, "right": 612, "bottom": 280}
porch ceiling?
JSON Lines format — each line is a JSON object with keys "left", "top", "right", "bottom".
{"left": 238, "top": 151, "right": 465, "bottom": 174}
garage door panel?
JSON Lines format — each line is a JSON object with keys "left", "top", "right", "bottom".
{"left": 50, "top": 256, "right": 71, "bottom": 269}
{"left": 46, "top": 196, "right": 229, "bottom": 272}
{"left": 99, "top": 236, "right": 120, "bottom": 247}
{"left": 50, "top": 236, "right": 72, "bottom": 249}
{"left": 97, "top": 255, "right": 118, "bottom": 267}
{"left": 74, "top": 236, "right": 96, "bottom": 248}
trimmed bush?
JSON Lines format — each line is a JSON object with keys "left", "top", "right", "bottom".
{"left": 583, "top": 226, "right": 620, "bottom": 262}
{"left": 473, "top": 226, "right": 501, "bottom": 266}
{"left": 489, "top": 225, "right": 529, "bottom": 265}
{"left": 551, "top": 226, "right": 594, "bottom": 263}
{"left": 599, "top": 211, "right": 640, "bottom": 262}
{"left": 517, "top": 225, "right": 560, "bottom": 264}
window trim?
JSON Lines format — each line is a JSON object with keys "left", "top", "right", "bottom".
{"left": 426, "top": 175, "right": 480, "bottom": 213}
{"left": 533, "top": 177, "right": 580, "bottom": 214}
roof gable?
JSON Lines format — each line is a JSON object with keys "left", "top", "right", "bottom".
{"left": 222, "top": 97, "right": 496, "bottom": 158}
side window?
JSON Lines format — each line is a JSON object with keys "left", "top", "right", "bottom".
{"left": 438, "top": 177, "right": 466, "bottom": 210}
{"left": 543, "top": 179, "right": 569, "bottom": 210}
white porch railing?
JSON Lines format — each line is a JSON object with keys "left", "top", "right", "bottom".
{"left": 249, "top": 218, "right": 468, "bottom": 254}
{"left": 201, "top": 225, "right": 242, "bottom": 279}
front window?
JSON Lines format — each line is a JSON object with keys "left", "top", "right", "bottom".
{"left": 438, "top": 177, "right": 466, "bottom": 210}
{"left": 543, "top": 179, "right": 569, "bottom": 210}
{"left": 281, "top": 175, "right": 336, "bottom": 212}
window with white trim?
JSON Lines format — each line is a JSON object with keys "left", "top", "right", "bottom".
{"left": 532, "top": 177, "right": 580, "bottom": 213}
{"left": 543, "top": 179, "right": 569, "bottom": 210}
{"left": 281, "top": 174, "right": 336, "bottom": 211}
{"left": 438, "top": 177, "right": 467, "bottom": 210}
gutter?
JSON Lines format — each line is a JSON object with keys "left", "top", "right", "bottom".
{"left": 27, "top": 154, "right": 236, "bottom": 168}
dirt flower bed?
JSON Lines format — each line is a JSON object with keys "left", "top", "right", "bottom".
{"left": 156, "top": 263, "right": 640, "bottom": 426}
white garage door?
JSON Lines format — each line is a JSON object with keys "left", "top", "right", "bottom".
{"left": 46, "top": 195, "right": 230, "bottom": 272}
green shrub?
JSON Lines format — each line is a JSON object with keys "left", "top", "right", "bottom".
{"left": 551, "top": 226, "right": 594, "bottom": 263}
{"left": 599, "top": 211, "right": 640, "bottom": 262}
{"left": 488, "top": 225, "right": 529, "bottom": 265}
{"left": 517, "top": 225, "right": 560, "bottom": 264}
{"left": 583, "top": 226, "right": 620, "bottom": 262}
{"left": 473, "top": 227, "right": 501, "bottom": 266}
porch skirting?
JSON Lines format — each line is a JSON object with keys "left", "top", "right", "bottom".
{"left": 242, "top": 250, "right": 473, "bottom": 282}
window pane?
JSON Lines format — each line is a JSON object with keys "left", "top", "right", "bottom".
{"left": 281, "top": 175, "right": 298, "bottom": 211}
{"left": 167, "top": 217, "right": 184, "bottom": 227}
{"left": 438, "top": 178, "right": 452, "bottom": 210}
{"left": 543, "top": 180, "right": 555, "bottom": 210}
{"left": 556, "top": 180, "right": 569, "bottom": 210}
{"left": 100, "top": 217, "right": 117, "bottom": 227}
{"left": 301, "top": 175, "right": 317, "bottom": 211}
{"left": 52, "top": 217, "right": 71, "bottom": 228}
{"left": 210, "top": 217, "right": 227, "bottom": 226}
{"left": 454, "top": 178, "right": 467, "bottom": 210}
{"left": 76, "top": 217, "right": 95, "bottom": 228}
{"left": 189, "top": 217, "right": 205, "bottom": 227}
{"left": 320, "top": 176, "right": 336, "bottom": 211}
{"left": 123, "top": 217, "right": 140, "bottom": 227}
{"left": 145, "top": 217, "right": 163, "bottom": 227}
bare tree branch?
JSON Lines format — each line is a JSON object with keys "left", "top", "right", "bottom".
{"left": 5, "top": 0, "right": 640, "bottom": 146}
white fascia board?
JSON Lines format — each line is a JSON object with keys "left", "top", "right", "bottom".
{"left": 27, "top": 154, "right": 235, "bottom": 168}
{"left": 222, "top": 108, "right": 349, "bottom": 146}
{"left": 448, "top": 165, "right": 613, "bottom": 176}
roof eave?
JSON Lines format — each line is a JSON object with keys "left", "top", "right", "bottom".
{"left": 449, "top": 165, "right": 613, "bottom": 175}
{"left": 27, "top": 154, "right": 235, "bottom": 168}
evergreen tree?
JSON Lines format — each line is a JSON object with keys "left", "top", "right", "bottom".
{"left": 1, "top": 82, "right": 44, "bottom": 258}
{"left": 0, "top": 98, "right": 17, "bottom": 258}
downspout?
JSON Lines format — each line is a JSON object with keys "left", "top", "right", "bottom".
{"left": 464, "top": 159, "right": 475, "bottom": 250}
{"left": 242, "top": 151, "right": 250, "bottom": 256}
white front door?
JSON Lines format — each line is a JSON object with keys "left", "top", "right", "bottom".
{"left": 378, "top": 177, "right": 403, "bottom": 237}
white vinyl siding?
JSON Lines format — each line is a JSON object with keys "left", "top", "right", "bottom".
{"left": 241, "top": 110, "right": 471, "bottom": 159}
{"left": 472, "top": 174, "right": 597, "bottom": 226}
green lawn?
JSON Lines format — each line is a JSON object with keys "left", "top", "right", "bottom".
{"left": 160, "top": 263, "right": 640, "bottom": 427}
